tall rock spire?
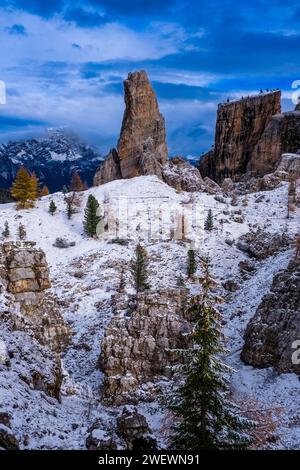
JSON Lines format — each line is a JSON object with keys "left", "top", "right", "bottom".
{"left": 117, "top": 70, "right": 168, "bottom": 178}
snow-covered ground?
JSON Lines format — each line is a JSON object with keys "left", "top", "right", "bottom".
{"left": 0, "top": 175, "right": 299, "bottom": 449}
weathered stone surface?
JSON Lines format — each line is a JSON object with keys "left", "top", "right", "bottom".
{"left": 118, "top": 71, "right": 168, "bottom": 178}
{"left": 249, "top": 111, "right": 300, "bottom": 176}
{"left": 93, "top": 148, "right": 122, "bottom": 186}
{"left": 117, "top": 407, "right": 156, "bottom": 450}
{"left": 241, "top": 259, "right": 300, "bottom": 374}
{"left": 86, "top": 429, "right": 117, "bottom": 450}
{"left": 237, "top": 230, "right": 290, "bottom": 260}
{"left": 100, "top": 289, "right": 191, "bottom": 404}
{"left": 0, "top": 242, "right": 71, "bottom": 353}
{"left": 0, "top": 424, "right": 20, "bottom": 450}
{"left": 94, "top": 71, "right": 168, "bottom": 185}
{"left": 274, "top": 153, "right": 300, "bottom": 180}
{"left": 199, "top": 91, "right": 281, "bottom": 181}
{"left": 162, "top": 156, "right": 203, "bottom": 192}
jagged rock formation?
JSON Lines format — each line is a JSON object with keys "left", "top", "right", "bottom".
{"left": 237, "top": 230, "right": 290, "bottom": 260}
{"left": 100, "top": 289, "right": 191, "bottom": 404}
{"left": 0, "top": 242, "right": 71, "bottom": 352}
{"left": 162, "top": 157, "right": 204, "bottom": 192}
{"left": 274, "top": 153, "right": 300, "bottom": 180}
{"left": 117, "top": 71, "right": 168, "bottom": 178}
{"left": 199, "top": 91, "right": 281, "bottom": 181}
{"left": 116, "top": 407, "right": 156, "bottom": 450}
{"left": 295, "top": 102, "right": 300, "bottom": 112}
{"left": 93, "top": 148, "right": 121, "bottom": 186}
{"left": 249, "top": 111, "right": 300, "bottom": 176}
{"left": 94, "top": 70, "right": 168, "bottom": 185}
{"left": 241, "top": 259, "right": 300, "bottom": 374}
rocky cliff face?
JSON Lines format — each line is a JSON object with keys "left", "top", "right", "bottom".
{"left": 241, "top": 259, "right": 300, "bottom": 374}
{"left": 117, "top": 71, "right": 168, "bottom": 178}
{"left": 93, "top": 148, "right": 121, "bottom": 186}
{"left": 199, "top": 91, "right": 281, "bottom": 181}
{"left": 249, "top": 112, "right": 300, "bottom": 176}
{"left": 0, "top": 242, "right": 71, "bottom": 353}
{"left": 94, "top": 71, "right": 168, "bottom": 185}
{"left": 100, "top": 289, "right": 191, "bottom": 404}
{"left": 275, "top": 153, "right": 300, "bottom": 180}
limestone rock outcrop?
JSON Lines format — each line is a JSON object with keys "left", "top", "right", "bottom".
{"left": 241, "top": 259, "right": 300, "bottom": 374}
{"left": 118, "top": 71, "right": 168, "bottom": 178}
{"left": 199, "top": 91, "right": 281, "bottom": 181}
{"left": 274, "top": 153, "right": 300, "bottom": 180}
{"left": 99, "top": 289, "right": 191, "bottom": 404}
{"left": 162, "top": 157, "right": 204, "bottom": 192}
{"left": 116, "top": 407, "right": 156, "bottom": 450}
{"left": 94, "top": 70, "right": 168, "bottom": 185}
{"left": 93, "top": 148, "right": 121, "bottom": 186}
{"left": 0, "top": 242, "right": 71, "bottom": 352}
{"left": 249, "top": 111, "right": 300, "bottom": 176}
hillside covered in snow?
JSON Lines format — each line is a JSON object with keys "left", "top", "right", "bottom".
{"left": 0, "top": 174, "right": 299, "bottom": 450}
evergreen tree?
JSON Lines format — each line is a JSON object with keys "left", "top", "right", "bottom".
{"left": 187, "top": 249, "right": 197, "bottom": 279}
{"left": 83, "top": 194, "right": 101, "bottom": 237}
{"left": 131, "top": 244, "right": 149, "bottom": 292}
{"left": 169, "top": 256, "right": 253, "bottom": 450}
{"left": 10, "top": 167, "right": 37, "bottom": 209}
{"left": 69, "top": 170, "right": 86, "bottom": 192}
{"left": 2, "top": 221, "right": 10, "bottom": 238}
{"left": 62, "top": 185, "right": 68, "bottom": 195}
{"left": 49, "top": 200, "right": 57, "bottom": 215}
{"left": 18, "top": 223, "right": 26, "bottom": 240}
{"left": 204, "top": 209, "right": 214, "bottom": 231}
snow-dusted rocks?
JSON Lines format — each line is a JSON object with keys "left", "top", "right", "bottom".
{"left": 275, "top": 153, "right": 300, "bottom": 181}
{"left": 237, "top": 230, "right": 290, "bottom": 260}
{"left": 0, "top": 242, "right": 71, "bottom": 353}
{"left": 116, "top": 407, "right": 156, "bottom": 450}
{"left": 241, "top": 259, "right": 300, "bottom": 374}
{"left": 100, "top": 289, "right": 191, "bottom": 404}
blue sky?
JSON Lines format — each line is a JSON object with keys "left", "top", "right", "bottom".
{"left": 0, "top": 0, "right": 299, "bottom": 157}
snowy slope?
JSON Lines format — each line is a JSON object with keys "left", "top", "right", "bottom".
{"left": 0, "top": 175, "right": 299, "bottom": 449}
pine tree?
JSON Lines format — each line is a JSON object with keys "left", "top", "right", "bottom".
{"left": 62, "top": 185, "right": 68, "bottom": 195}
{"left": 10, "top": 167, "right": 37, "bottom": 209}
{"left": 83, "top": 194, "right": 101, "bottom": 237}
{"left": 69, "top": 170, "right": 86, "bottom": 192}
{"left": 131, "top": 244, "right": 149, "bottom": 292}
{"left": 49, "top": 200, "right": 57, "bottom": 215}
{"left": 204, "top": 209, "right": 214, "bottom": 231}
{"left": 169, "top": 256, "right": 253, "bottom": 450}
{"left": 2, "top": 221, "right": 10, "bottom": 238}
{"left": 18, "top": 223, "right": 26, "bottom": 240}
{"left": 187, "top": 249, "right": 197, "bottom": 279}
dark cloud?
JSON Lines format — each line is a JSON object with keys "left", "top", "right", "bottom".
{"left": 6, "top": 23, "right": 27, "bottom": 35}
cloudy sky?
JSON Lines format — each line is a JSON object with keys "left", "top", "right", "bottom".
{"left": 0, "top": 0, "right": 299, "bottom": 157}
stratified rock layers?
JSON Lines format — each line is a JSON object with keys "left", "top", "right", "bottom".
{"left": 0, "top": 242, "right": 71, "bottom": 353}
{"left": 100, "top": 289, "right": 191, "bottom": 404}
{"left": 117, "top": 71, "right": 168, "bottom": 178}
{"left": 94, "top": 71, "right": 168, "bottom": 184}
{"left": 199, "top": 91, "right": 281, "bottom": 181}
